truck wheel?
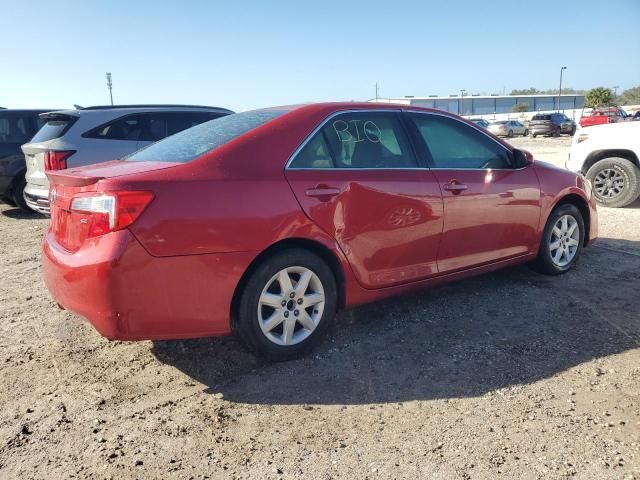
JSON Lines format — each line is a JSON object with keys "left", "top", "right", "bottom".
{"left": 586, "top": 157, "right": 640, "bottom": 208}
{"left": 523, "top": 129, "right": 529, "bottom": 137}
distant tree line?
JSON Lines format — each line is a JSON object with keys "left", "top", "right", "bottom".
{"left": 509, "top": 87, "right": 586, "bottom": 95}
{"left": 503, "top": 85, "right": 640, "bottom": 108}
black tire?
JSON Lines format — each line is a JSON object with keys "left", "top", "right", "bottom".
{"left": 532, "top": 133, "right": 537, "bottom": 138}
{"left": 507, "top": 129, "right": 513, "bottom": 138}
{"left": 523, "top": 129, "right": 529, "bottom": 137}
{"left": 235, "top": 249, "right": 337, "bottom": 361}
{"left": 11, "top": 175, "right": 30, "bottom": 212}
{"left": 532, "top": 203, "right": 585, "bottom": 275}
{"left": 585, "top": 157, "right": 640, "bottom": 208}
{"left": 569, "top": 127, "right": 576, "bottom": 136}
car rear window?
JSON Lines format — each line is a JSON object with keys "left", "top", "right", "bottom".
{"left": 126, "top": 109, "right": 287, "bottom": 163}
{"left": 532, "top": 114, "right": 551, "bottom": 120}
{"left": 31, "top": 114, "right": 77, "bottom": 143}
{"left": 0, "top": 112, "right": 35, "bottom": 144}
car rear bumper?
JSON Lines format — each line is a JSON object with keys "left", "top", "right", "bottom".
{"left": 24, "top": 185, "right": 50, "bottom": 214}
{"left": 42, "top": 229, "right": 257, "bottom": 340}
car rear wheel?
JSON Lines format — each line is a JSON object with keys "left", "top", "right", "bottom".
{"left": 586, "top": 157, "right": 640, "bottom": 208}
{"left": 523, "top": 129, "right": 529, "bottom": 137}
{"left": 533, "top": 204, "right": 585, "bottom": 275}
{"left": 507, "top": 129, "right": 513, "bottom": 138}
{"left": 532, "top": 133, "right": 537, "bottom": 138}
{"left": 11, "top": 176, "right": 30, "bottom": 212}
{"left": 235, "top": 249, "right": 337, "bottom": 361}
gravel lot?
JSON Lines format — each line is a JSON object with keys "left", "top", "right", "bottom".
{"left": 1, "top": 135, "right": 639, "bottom": 479}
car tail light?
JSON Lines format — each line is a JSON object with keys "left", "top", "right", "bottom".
{"left": 44, "top": 150, "right": 75, "bottom": 170}
{"left": 69, "top": 191, "right": 154, "bottom": 238}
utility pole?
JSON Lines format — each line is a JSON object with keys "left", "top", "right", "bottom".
{"left": 613, "top": 85, "right": 619, "bottom": 97}
{"left": 375, "top": 82, "right": 379, "bottom": 101}
{"left": 558, "top": 66, "right": 566, "bottom": 112}
{"left": 459, "top": 89, "right": 466, "bottom": 116}
{"left": 106, "top": 72, "right": 114, "bottom": 106}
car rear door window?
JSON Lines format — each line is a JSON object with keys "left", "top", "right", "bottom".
{"left": 409, "top": 113, "right": 513, "bottom": 169}
{"left": 289, "top": 111, "right": 417, "bottom": 169}
{"left": 87, "top": 114, "right": 146, "bottom": 141}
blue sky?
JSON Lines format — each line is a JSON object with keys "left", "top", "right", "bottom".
{"left": 2, "top": 0, "right": 639, "bottom": 111}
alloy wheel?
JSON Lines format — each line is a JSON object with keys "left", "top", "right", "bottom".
{"left": 593, "top": 168, "right": 625, "bottom": 200}
{"left": 257, "top": 266, "right": 325, "bottom": 346}
{"left": 549, "top": 214, "right": 580, "bottom": 267}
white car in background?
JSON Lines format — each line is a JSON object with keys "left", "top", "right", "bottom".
{"left": 22, "top": 104, "right": 232, "bottom": 214}
{"left": 566, "top": 121, "right": 640, "bottom": 208}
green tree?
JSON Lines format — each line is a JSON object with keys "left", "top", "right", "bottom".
{"left": 586, "top": 87, "right": 614, "bottom": 108}
{"left": 512, "top": 103, "right": 530, "bottom": 113}
{"left": 616, "top": 86, "right": 640, "bottom": 106}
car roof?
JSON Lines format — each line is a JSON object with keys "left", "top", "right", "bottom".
{"left": 47, "top": 104, "right": 234, "bottom": 117}
{"left": 0, "top": 108, "right": 59, "bottom": 113}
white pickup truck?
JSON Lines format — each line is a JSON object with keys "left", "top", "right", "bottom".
{"left": 566, "top": 121, "right": 640, "bottom": 208}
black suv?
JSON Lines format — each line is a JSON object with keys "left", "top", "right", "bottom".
{"left": 529, "top": 112, "right": 577, "bottom": 138}
{"left": 0, "top": 109, "right": 56, "bottom": 210}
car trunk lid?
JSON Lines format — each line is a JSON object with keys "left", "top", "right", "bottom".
{"left": 47, "top": 160, "right": 176, "bottom": 252}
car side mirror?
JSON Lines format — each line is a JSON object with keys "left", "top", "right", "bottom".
{"left": 513, "top": 149, "right": 534, "bottom": 168}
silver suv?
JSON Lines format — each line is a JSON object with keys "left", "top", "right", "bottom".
{"left": 22, "top": 104, "right": 232, "bottom": 213}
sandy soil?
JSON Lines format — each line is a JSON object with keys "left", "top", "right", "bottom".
{"left": 1, "top": 136, "right": 639, "bottom": 479}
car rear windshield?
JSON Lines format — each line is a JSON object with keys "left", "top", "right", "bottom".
{"left": 126, "top": 109, "right": 288, "bottom": 163}
{"left": 532, "top": 114, "right": 551, "bottom": 120}
{"left": 30, "top": 114, "right": 77, "bottom": 143}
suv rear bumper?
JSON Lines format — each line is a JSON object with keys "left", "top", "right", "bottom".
{"left": 23, "top": 185, "right": 50, "bottom": 214}
{"left": 42, "top": 229, "right": 256, "bottom": 340}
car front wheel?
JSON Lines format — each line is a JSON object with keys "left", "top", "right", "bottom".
{"left": 235, "top": 249, "right": 337, "bottom": 361}
{"left": 533, "top": 204, "right": 585, "bottom": 275}
{"left": 586, "top": 157, "right": 640, "bottom": 208}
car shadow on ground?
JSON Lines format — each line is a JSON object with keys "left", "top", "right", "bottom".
{"left": 0, "top": 205, "right": 45, "bottom": 220}
{"left": 152, "top": 237, "right": 640, "bottom": 405}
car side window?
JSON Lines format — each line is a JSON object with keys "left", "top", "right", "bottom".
{"left": 87, "top": 114, "right": 147, "bottom": 141}
{"left": 166, "top": 112, "right": 224, "bottom": 136}
{"left": 410, "top": 113, "right": 513, "bottom": 169}
{"left": 290, "top": 112, "right": 417, "bottom": 169}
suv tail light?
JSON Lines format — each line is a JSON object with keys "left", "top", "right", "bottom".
{"left": 69, "top": 191, "right": 154, "bottom": 238}
{"left": 44, "top": 150, "right": 75, "bottom": 170}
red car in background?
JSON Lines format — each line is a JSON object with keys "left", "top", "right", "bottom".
{"left": 579, "top": 107, "right": 629, "bottom": 128}
{"left": 43, "top": 103, "right": 598, "bottom": 360}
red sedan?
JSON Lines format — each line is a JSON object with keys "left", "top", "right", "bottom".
{"left": 43, "top": 103, "right": 598, "bottom": 360}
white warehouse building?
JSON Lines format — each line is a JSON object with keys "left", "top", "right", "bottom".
{"left": 370, "top": 94, "right": 586, "bottom": 120}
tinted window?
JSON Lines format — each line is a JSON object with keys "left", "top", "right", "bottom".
{"left": 31, "top": 115, "right": 77, "bottom": 143}
{"left": 127, "top": 109, "right": 286, "bottom": 163}
{"left": 88, "top": 114, "right": 146, "bottom": 141}
{"left": 410, "top": 114, "right": 512, "bottom": 169}
{"left": 0, "top": 113, "right": 33, "bottom": 144}
{"left": 290, "top": 112, "right": 417, "bottom": 169}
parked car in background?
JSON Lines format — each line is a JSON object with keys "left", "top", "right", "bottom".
{"left": 529, "top": 113, "right": 576, "bottom": 138}
{"left": 487, "top": 120, "right": 527, "bottom": 137}
{"left": 0, "top": 109, "right": 58, "bottom": 210}
{"left": 22, "top": 104, "right": 233, "bottom": 214}
{"left": 567, "top": 121, "right": 640, "bottom": 208}
{"left": 42, "top": 102, "right": 597, "bottom": 361}
{"left": 469, "top": 118, "right": 490, "bottom": 129}
{"left": 579, "top": 107, "right": 629, "bottom": 128}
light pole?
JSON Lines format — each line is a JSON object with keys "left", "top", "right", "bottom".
{"left": 106, "top": 72, "right": 114, "bottom": 106}
{"left": 459, "top": 89, "right": 466, "bottom": 116}
{"left": 558, "top": 66, "right": 566, "bottom": 112}
{"left": 613, "top": 85, "right": 619, "bottom": 97}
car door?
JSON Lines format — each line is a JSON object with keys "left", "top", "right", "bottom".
{"left": 285, "top": 110, "right": 444, "bottom": 289}
{"left": 405, "top": 111, "right": 541, "bottom": 273}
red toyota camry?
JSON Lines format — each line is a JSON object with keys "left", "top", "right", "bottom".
{"left": 43, "top": 102, "right": 597, "bottom": 360}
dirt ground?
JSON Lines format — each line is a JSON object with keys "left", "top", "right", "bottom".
{"left": 1, "top": 135, "right": 639, "bottom": 480}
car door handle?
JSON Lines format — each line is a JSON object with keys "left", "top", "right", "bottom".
{"left": 305, "top": 185, "right": 341, "bottom": 200}
{"left": 443, "top": 181, "right": 468, "bottom": 194}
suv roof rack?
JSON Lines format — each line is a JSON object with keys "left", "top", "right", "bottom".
{"left": 80, "top": 104, "right": 232, "bottom": 111}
